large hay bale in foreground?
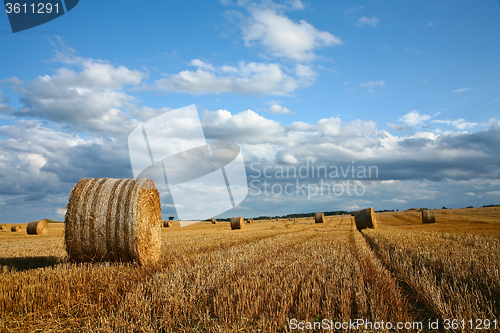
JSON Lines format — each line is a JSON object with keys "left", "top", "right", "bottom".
{"left": 315, "top": 213, "right": 325, "bottom": 223}
{"left": 27, "top": 220, "right": 49, "bottom": 235}
{"left": 11, "top": 225, "right": 21, "bottom": 232}
{"left": 65, "top": 178, "right": 162, "bottom": 265}
{"left": 163, "top": 220, "right": 172, "bottom": 227}
{"left": 422, "top": 209, "right": 436, "bottom": 224}
{"left": 354, "top": 207, "right": 377, "bottom": 231}
{"left": 230, "top": 217, "right": 244, "bottom": 230}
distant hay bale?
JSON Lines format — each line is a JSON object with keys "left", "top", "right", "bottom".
{"left": 350, "top": 211, "right": 356, "bottom": 216}
{"left": 315, "top": 213, "right": 325, "bottom": 223}
{"left": 1, "top": 224, "right": 6, "bottom": 231}
{"left": 27, "top": 220, "right": 49, "bottom": 235}
{"left": 64, "top": 178, "right": 162, "bottom": 265}
{"left": 163, "top": 220, "right": 172, "bottom": 227}
{"left": 230, "top": 217, "right": 244, "bottom": 230}
{"left": 354, "top": 207, "right": 377, "bottom": 231}
{"left": 422, "top": 209, "right": 436, "bottom": 224}
{"left": 246, "top": 219, "right": 251, "bottom": 223}
{"left": 11, "top": 225, "right": 21, "bottom": 232}
{"left": 211, "top": 218, "right": 217, "bottom": 224}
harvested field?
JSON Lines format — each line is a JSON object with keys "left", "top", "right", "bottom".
{"left": 1, "top": 207, "right": 499, "bottom": 332}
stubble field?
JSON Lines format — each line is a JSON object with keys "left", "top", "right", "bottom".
{"left": 1, "top": 207, "right": 499, "bottom": 332}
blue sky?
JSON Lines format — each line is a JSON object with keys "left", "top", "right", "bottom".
{"left": 0, "top": 0, "right": 499, "bottom": 222}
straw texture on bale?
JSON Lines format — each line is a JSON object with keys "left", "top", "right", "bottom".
{"left": 230, "top": 217, "right": 244, "bottom": 230}
{"left": 315, "top": 213, "right": 325, "bottom": 223}
{"left": 422, "top": 209, "right": 436, "bottom": 224}
{"left": 11, "top": 225, "right": 21, "bottom": 232}
{"left": 354, "top": 207, "right": 377, "bottom": 231}
{"left": 27, "top": 220, "right": 49, "bottom": 235}
{"left": 64, "top": 178, "right": 162, "bottom": 265}
{"left": 163, "top": 220, "right": 172, "bottom": 227}
{"left": 1, "top": 224, "right": 6, "bottom": 231}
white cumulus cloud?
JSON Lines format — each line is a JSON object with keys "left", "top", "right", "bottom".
{"left": 359, "top": 80, "right": 385, "bottom": 87}
{"left": 266, "top": 104, "right": 295, "bottom": 114}
{"left": 433, "top": 119, "right": 478, "bottom": 130}
{"left": 152, "top": 60, "right": 307, "bottom": 95}
{"left": 357, "top": 16, "right": 379, "bottom": 27}
{"left": 452, "top": 87, "right": 472, "bottom": 94}
{"left": 0, "top": 77, "right": 23, "bottom": 85}
{"left": 0, "top": 90, "right": 7, "bottom": 103}
{"left": 242, "top": 8, "right": 342, "bottom": 61}
{"left": 398, "top": 110, "right": 432, "bottom": 127}
{"left": 295, "top": 64, "right": 317, "bottom": 77}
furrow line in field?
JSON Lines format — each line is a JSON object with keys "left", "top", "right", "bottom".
{"left": 360, "top": 229, "right": 453, "bottom": 331}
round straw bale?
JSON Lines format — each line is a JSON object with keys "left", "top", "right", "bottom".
{"left": 422, "top": 209, "right": 436, "bottom": 224}
{"left": 230, "top": 217, "right": 244, "bottom": 230}
{"left": 27, "top": 220, "right": 49, "bottom": 235}
{"left": 64, "top": 178, "right": 162, "bottom": 265}
{"left": 315, "top": 213, "right": 325, "bottom": 223}
{"left": 1, "top": 224, "right": 6, "bottom": 231}
{"left": 11, "top": 225, "right": 21, "bottom": 232}
{"left": 354, "top": 207, "right": 377, "bottom": 231}
{"left": 246, "top": 219, "right": 251, "bottom": 223}
{"left": 163, "top": 220, "right": 172, "bottom": 227}
{"left": 211, "top": 218, "right": 217, "bottom": 224}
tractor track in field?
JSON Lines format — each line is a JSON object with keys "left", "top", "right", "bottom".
{"left": 359, "top": 229, "right": 445, "bottom": 331}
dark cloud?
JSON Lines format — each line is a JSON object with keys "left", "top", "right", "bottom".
{"left": 398, "top": 137, "right": 433, "bottom": 148}
{"left": 438, "top": 123, "right": 500, "bottom": 153}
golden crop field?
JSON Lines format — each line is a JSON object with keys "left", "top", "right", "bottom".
{"left": 1, "top": 207, "right": 499, "bottom": 332}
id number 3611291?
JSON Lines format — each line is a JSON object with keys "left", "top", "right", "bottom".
{"left": 5, "top": 2, "right": 59, "bottom": 14}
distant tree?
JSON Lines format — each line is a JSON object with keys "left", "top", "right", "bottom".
{"left": 442, "top": 206, "right": 447, "bottom": 209}
{"left": 169, "top": 216, "right": 174, "bottom": 221}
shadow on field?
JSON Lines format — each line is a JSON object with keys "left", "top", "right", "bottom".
{"left": 0, "top": 256, "right": 63, "bottom": 271}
